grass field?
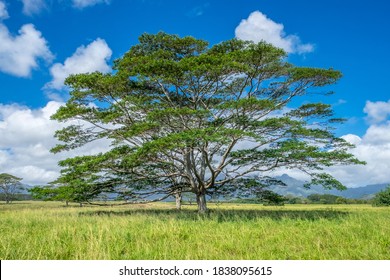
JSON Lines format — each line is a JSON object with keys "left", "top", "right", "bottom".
{"left": 0, "top": 201, "right": 389, "bottom": 260}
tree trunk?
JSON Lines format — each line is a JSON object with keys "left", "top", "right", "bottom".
{"left": 196, "top": 192, "right": 208, "bottom": 213}
{"left": 175, "top": 191, "right": 182, "bottom": 210}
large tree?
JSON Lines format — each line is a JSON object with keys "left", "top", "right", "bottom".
{"left": 0, "top": 173, "right": 23, "bottom": 204}
{"left": 50, "top": 32, "right": 364, "bottom": 212}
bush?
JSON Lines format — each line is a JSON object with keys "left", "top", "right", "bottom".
{"left": 307, "top": 194, "right": 340, "bottom": 204}
{"left": 257, "top": 190, "right": 286, "bottom": 206}
{"left": 372, "top": 187, "right": 390, "bottom": 206}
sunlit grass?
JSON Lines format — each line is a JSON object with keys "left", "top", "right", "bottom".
{"left": 0, "top": 201, "right": 389, "bottom": 259}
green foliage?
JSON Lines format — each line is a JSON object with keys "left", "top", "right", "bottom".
{"left": 49, "top": 32, "right": 365, "bottom": 211}
{"left": 307, "top": 194, "right": 344, "bottom": 204}
{"left": 372, "top": 187, "right": 390, "bottom": 206}
{"left": 256, "top": 190, "right": 287, "bottom": 206}
{"left": 284, "top": 195, "right": 307, "bottom": 204}
{"left": 29, "top": 185, "right": 87, "bottom": 204}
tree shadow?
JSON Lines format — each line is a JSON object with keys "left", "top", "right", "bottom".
{"left": 78, "top": 208, "right": 349, "bottom": 222}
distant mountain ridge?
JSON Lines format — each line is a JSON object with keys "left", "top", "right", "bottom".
{"left": 271, "top": 174, "right": 388, "bottom": 199}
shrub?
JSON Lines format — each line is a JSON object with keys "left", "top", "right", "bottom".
{"left": 372, "top": 187, "right": 390, "bottom": 206}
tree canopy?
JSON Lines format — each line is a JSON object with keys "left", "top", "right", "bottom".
{"left": 48, "top": 32, "right": 364, "bottom": 212}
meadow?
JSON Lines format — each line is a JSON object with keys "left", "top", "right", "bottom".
{"left": 0, "top": 201, "right": 389, "bottom": 260}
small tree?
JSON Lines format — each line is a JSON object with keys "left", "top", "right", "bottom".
{"left": 372, "top": 187, "right": 390, "bottom": 206}
{"left": 0, "top": 173, "right": 24, "bottom": 204}
{"left": 29, "top": 177, "right": 101, "bottom": 207}
{"left": 307, "top": 193, "right": 340, "bottom": 204}
{"left": 285, "top": 195, "right": 305, "bottom": 204}
{"left": 335, "top": 197, "right": 348, "bottom": 204}
{"left": 256, "top": 189, "right": 287, "bottom": 206}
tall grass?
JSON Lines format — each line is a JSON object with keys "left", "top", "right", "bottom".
{"left": 0, "top": 201, "right": 389, "bottom": 259}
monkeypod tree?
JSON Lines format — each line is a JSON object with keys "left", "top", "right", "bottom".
{"left": 50, "top": 32, "right": 364, "bottom": 212}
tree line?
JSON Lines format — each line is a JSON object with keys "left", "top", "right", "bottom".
{"left": 2, "top": 172, "right": 390, "bottom": 206}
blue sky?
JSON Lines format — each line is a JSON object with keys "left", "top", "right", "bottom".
{"left": 1, "top": 0, "right": 390, "bottom": 186}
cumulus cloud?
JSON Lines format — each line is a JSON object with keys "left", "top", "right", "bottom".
{"left": 235, "top": 11, "right": 314, "bottom": 54}
{"left": 0, "top": 1, "right": 9, "bottom": 20}
{"left": 0, "top": 102, "right": 64, "bottom": 185}
{"left": 363, "top": 99, "right": 390, "bottom": 124}
{"left": 45, "top": 38, "right": 112, "bottom": 90}
{"left": 0, "top": 23, "right": 53, "bottom": 77}
{"left": 328, "top": 137, "right": 390, "bottom": 187}
{"left": 0, "top": 2, "right": 52, "bottom": 77}
{"left": 341, "top": 134, "right": 362, "bottom": 146}
{"left": 0, "top": 101, "right": 110, "bottom": 185}
{"left": 20, "top": 0, "right": 47, "bottom": 15}
{"left": 325, "top": 99, "right": 390, "bottom": 187}
{"left": 72, "top": 0, "right": 110, "bottom": 9}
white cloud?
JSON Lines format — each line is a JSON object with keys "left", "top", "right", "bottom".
{"left": 362, "top": 122, "right": 390, "bottom": 146}
{"left": 341, "top": 134, "right": 362, "bottom": 146}
{"left": 0, "top": 1, "right": 52, "bottom": 77}
{"left": 0, "top": 101, "right": 111, "bottom": 185}
{"left": 328, "top": 137, "right": 390, "bottom": 187}
{"left": 72, "top": 0, "right": 110, "bottom": 9}
{"left": 325, "top": 100, "right": 390, "bottom": 187}
{"left": 46, "top": 38, "right": 112, "bottom": 90}
{"left": 21, "top": 0, "right": 47, "bottom": 15}
{"left": 0, "top": 102, "right": 64, "bottom": 185}
{"left": 235, "top": 11, "right": 314, "bottom": 54}
{"left": 0, "top": 23, "right": 53, "bottom": 77}
{"left": 0, "top": 1, "right": 9, "bottom": 20}
{"left": 363, "top": 99, "right": 390, "bottom": 124}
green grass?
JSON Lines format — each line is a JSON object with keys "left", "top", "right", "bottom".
{"left": 0, "top": 201, "right": 389, "bottom": 259}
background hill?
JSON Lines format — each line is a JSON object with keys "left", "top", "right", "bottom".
{"left": 272, "top": 174, "right": 388, "bottom": 199}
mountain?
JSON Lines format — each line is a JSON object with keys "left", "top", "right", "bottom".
{"left": 20, "top": 184, "right": 33, "bottom": 194}
{"left": 271, "top": 174, "right": 388, "bottom": 199}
